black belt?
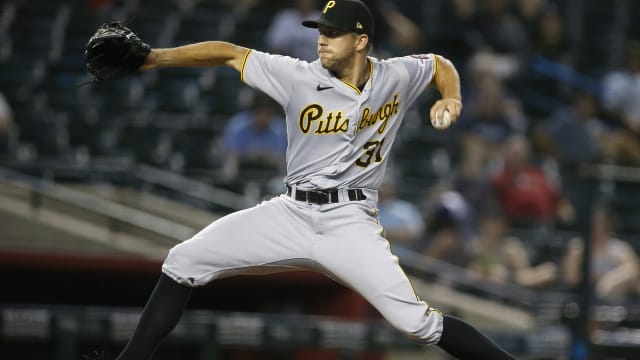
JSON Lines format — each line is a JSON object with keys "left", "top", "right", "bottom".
{"left": 286, "top": 186, "right": 366, "bottom": 205}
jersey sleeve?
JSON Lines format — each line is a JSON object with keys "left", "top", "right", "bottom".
{"left": 395, "top": 54, "right": 436, "bottom": 105}
{"left": 241, "top": 49, "right": 302, "bottom": 107}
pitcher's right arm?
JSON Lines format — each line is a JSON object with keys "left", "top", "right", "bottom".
{"left": 141, "top": 41, "right": 250, "bottom": 72}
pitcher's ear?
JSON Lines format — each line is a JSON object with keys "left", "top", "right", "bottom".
{"left": 356, "top": 34, "right": 369, "bottom": 52}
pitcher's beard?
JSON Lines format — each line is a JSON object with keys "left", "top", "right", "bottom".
{"left": 319, "top": 56, "right": 338, "bottom": 71}
{"left": 320, "top": 54, "right": 355, "bottom": 76}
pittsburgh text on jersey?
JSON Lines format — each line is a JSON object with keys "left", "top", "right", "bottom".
{"left": 357, "top": 93, "right": 399, "bottom": 134}
{"left": 299, "top": 104, "right": 349, "bottom": 135}
{"left": 297, "top": 94, "right": 401, "bottom": 136}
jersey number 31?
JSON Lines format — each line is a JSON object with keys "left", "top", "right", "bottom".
{"left": 356, "top": 137, "right": 385, "bottom": 168}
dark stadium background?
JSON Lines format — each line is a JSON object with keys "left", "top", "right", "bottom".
{"left": 1, "top": 0, "right": 640, "bottom": 359}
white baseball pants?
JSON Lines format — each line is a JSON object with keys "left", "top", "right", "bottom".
{"left": 162, "top": 191, "right": 443, "bottom": 344}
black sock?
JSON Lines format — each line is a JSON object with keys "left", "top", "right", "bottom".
{"left": 116, "top": 273, "right": 192, "bottom": 360}
{"left": 437, "top": 315, "right": 517, "bottom": 360}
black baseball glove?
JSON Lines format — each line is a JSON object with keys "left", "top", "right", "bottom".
{"left": 84, "top": 20, "right": 151, "bottom": 82}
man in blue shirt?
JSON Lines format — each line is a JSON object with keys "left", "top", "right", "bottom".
{"left": 221, "top": 91, "right": 287, "bottom": 180}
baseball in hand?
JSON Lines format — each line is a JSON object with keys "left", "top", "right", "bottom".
{"left": 432, "top": 110, "right": 451, "bottom": 130}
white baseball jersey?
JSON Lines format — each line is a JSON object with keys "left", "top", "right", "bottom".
{"left": 162, "top": 50, "right": 443, "bottom": 345}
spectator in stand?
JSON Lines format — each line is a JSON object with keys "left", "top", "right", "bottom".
{"left": 220, "top": 91, "right": 287, "bottom": 181}
{"left": 87, "top": 0, "right": 113, "bottom": 12}
{"left": 531, "top": 5, "right": 571, "bottom": 64}
{"left": 377, "top": 175, "right": 425, "bottom": 246}
{"left": 264, "top": 0, "right": 321, "bottom": 62}
{"left": 429, "top": 0, "right": 478, "bottom": 69}
{"left": 534, "top": 91, "right": 640, "bottom": 165}
{"left": 469, "top": 0, "right": 530, "bottom": 77}
{"left": 602, "top": 40, "right": 640, "bottom": 135}
{"left": 514, "top": 0, "right": 549, "bottom": 40}
{"left": 523, "top": 3, "right": 574, "bottom": 110}
{"left": 416, "top": 183, "right": 475, "bottom": 267}
{"left": 451, "top": 145, "right": 493, "bottom": 216}
{"left": 467, "top": 205, "right": 557, "bottom": 288}
{"left": 491, "top": 135, "right": 574, "bottom": 225}
{"left": 562, "top": 202, "right": 640, "bottom": 299}
{"left": 455, "top": 71, "right": 527, "bottom": 170}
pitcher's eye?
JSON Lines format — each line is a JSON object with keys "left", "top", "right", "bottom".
{"left": 320, "top": 29, "right": 347, "bottom": 38}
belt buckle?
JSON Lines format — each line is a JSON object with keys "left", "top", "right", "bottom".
{"left": 307, "top": 190, "right": 328, "bottom": 204}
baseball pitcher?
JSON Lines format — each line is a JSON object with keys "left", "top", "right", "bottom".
{"left": 84, "top": 1, "right": 516, "bottom": 359}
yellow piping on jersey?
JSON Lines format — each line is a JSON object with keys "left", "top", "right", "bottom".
{"left": 368, "top": 57, "right": 373, "bottom": 88}
{"left": 432, "top": 54, "right": 438, "bottom": 83}
{"left": 341, "top": 81, "right": 361, "bottom": 94}
{"left": 240, "top": 49, "right": 253, "bottom": 83}
{"left": 339, "top": 59, "right": 373, "bottom": 94}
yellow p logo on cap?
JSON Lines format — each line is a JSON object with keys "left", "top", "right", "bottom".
{"left": 323, "top": 1, "right": 336, "bottom": 14}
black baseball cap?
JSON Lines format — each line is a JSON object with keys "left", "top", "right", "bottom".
{"left": 302, "top": 0, "right": 373, "bottom": 37}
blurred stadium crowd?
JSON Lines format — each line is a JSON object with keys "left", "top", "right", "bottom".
{"left": 2, "top": 0, "right": 640, "bottom": 357}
